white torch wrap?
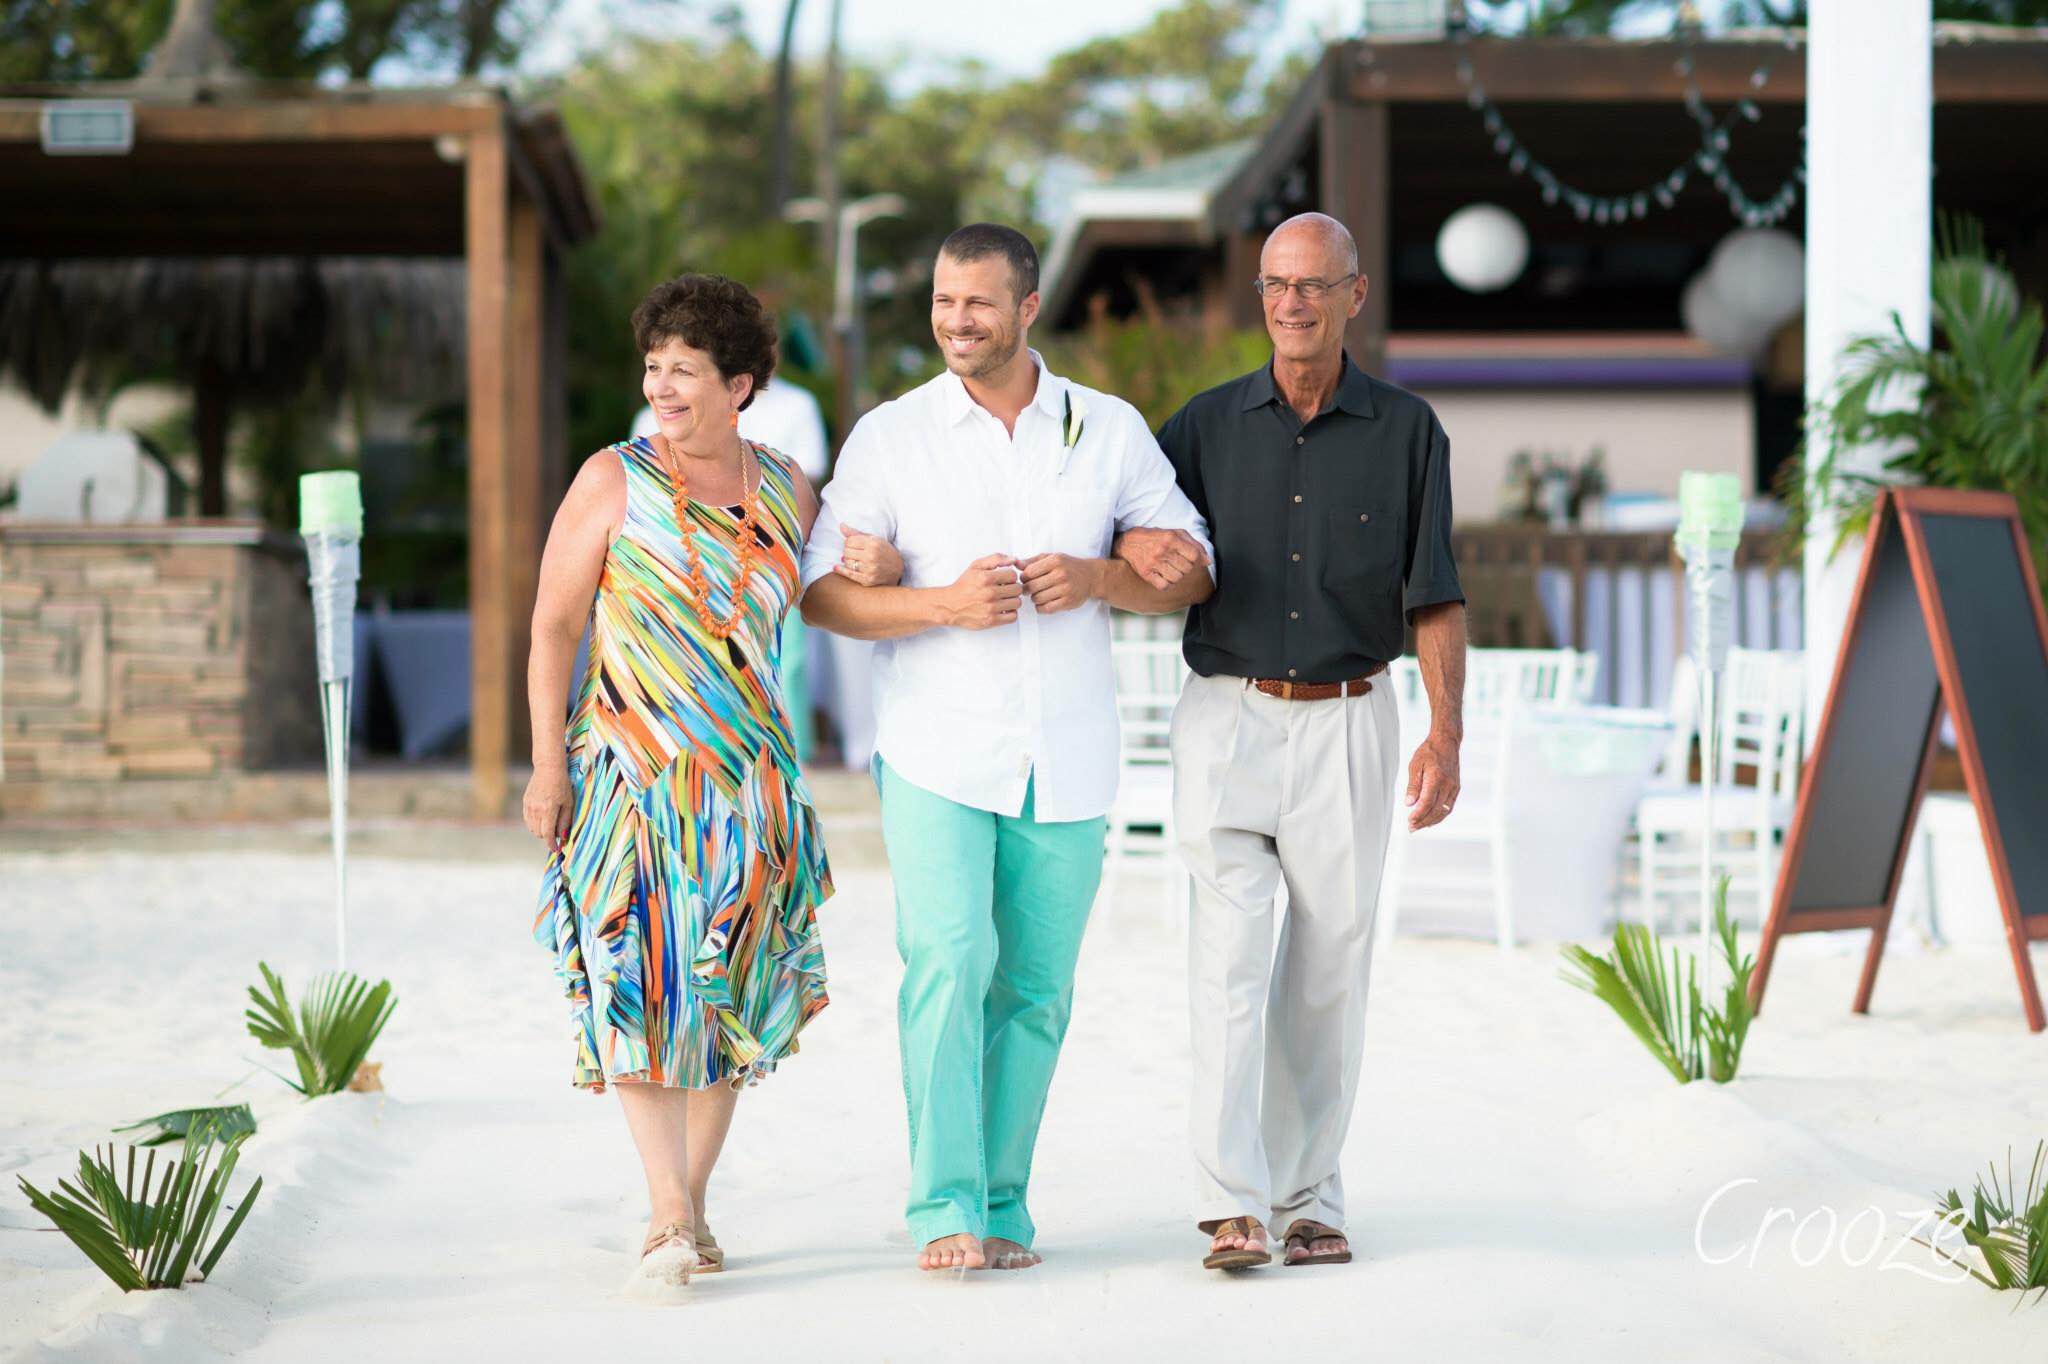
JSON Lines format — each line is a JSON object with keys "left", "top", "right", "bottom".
{"left": 1680, "top": 540, "right": 1739, "bottom": 679}
{"left": 305, "top": 532, "right": 361, "bottom": 685}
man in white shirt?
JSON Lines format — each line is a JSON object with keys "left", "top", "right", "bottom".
{"left": 802, "top": 223, "right": 1212, "bottom": 1274}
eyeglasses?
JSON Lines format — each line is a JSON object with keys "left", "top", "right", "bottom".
{"left": 1252, "top": 273, "right": 1357, "bottom": 300}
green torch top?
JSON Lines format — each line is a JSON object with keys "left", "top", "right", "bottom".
{"left": 299, "top": 471, "right": 363, "bottom": 538}
{"left": 1676, "top": 470, "right": 1743, "bottom": 553}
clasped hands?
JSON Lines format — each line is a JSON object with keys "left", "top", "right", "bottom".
{"left": 834, "top": 525, "right": 1210, "bottom": 631}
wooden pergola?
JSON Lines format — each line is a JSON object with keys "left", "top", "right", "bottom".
{"left": 1045, "top": 29, "right": 2048, "bottom": 373}
{"left": 0, "top": 83, "right": 599, "bottom": 816}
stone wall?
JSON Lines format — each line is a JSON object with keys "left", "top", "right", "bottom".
{"left": 0, "top": 523, "right": 322, "bottom": 796}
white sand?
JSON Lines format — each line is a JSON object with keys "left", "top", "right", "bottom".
{"left": 2, "top": 836, "right": 2044, "bottom": 1362}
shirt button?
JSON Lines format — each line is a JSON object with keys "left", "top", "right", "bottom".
{"left": 1295, "top": 436, "right": 1305, "bottom": 446}
{"left": 1292, "top": 494, "right": 1303, "bottom": 504}
{"left": 1289, "top": 611, "right": 1300, "bottom": 620}
{"left": 1287, "top": 668, "right": 1298, "bottom": 678}
{"left": 1359, "top": 513, "right": 1371, "bottom": 523}
{"left": 1291, "top": 552, "right": 1302, "bottom": 562}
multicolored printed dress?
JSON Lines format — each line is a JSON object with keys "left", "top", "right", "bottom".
{"left": 533, "top": 435, "right": 832, "bottom": 1090}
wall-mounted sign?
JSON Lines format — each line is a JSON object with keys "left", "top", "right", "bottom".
{"left": 40, "top": 101, "right": 134, "bottom": 156}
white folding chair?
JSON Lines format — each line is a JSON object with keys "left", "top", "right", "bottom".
{"left": 1102, "top": 631, "right": 1192, "bottom": 924}
{"left": 1376, "top": 647, "right": 1593, "bottom": 950}
{"left": 1634, "top": 648, "right": 1804, "bottom": 927}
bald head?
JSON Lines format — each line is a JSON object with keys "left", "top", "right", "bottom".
{"left": 1260, "top": 212, "right": 1359, "bottom": 278}
{"left": 1256, "top": 213, "right": 1365, "bottom": 367}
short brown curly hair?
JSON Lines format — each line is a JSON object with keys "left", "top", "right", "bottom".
{"left": 631, "top": 274, "right": 778, "bottom": 410}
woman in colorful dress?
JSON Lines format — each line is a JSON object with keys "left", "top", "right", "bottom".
{"left": 523, "top": 274, "right": 894, "bottom": 1296}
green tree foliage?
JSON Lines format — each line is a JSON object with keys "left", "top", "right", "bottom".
{"left": 0, "top": 0, "right": 561, "bottom": 83}
{"left": 1795, "top": 219, "right": 2048, "bottom": 593}
{"left": 0, "top": 0, "right": 171, "bottom": 81}
{"left": 546, "top": 24, "right": 821, "bottom": 460}
{"left": 545, "top": 0, "right": 1308, "bottom": 455}
{"left": 1041, "top": 290, "right": 1272, "bottom": 431}
{"left": 982, "top": 0, "right": 1305, "bottom": 175}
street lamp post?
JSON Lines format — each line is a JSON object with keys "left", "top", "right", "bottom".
{"left": 787, "top": 192, "right": 906, "bottom": 455}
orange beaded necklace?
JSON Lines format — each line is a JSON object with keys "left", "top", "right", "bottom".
{"left": 653, "top": 430, "right": 761, "bottom": 642}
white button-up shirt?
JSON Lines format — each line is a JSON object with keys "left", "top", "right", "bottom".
{"left": 801, "top": 353, "right": 1211, "bottom": 822}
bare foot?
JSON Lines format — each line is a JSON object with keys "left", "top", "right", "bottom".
{"left": 1281, "top": 1221, "right": 1348, "bottom": 1264}
{"left": 1205, "top": 1219, "right": 1269, "bottom": 1263}
{"left": 918, "top": 1233, "right": 987, "bottom": 1271}
{"left": 983, "top": 1237, "right": 1040, "bottom": 1270}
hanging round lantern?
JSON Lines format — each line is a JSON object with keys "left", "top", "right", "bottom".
{"left": 1704, "top": 228, "right": 1804, "bottom": 331}
{"left": 1436, "top": 204, "right": 1530, "bottom": 294}
{"left": 1682, "top": 272, "right": 1764, "bottom": 359}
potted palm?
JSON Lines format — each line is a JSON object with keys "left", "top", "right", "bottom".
{"left": 1794, "top": 218, "right": 2048, "bottom": 590}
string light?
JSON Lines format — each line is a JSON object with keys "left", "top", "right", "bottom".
{"left": 1446, "top": 19, "right": 1807, "bottom": 229}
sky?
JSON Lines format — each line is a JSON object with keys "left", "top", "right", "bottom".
{"left": 525, "top": 0, "right": 1361, "bottom": 83}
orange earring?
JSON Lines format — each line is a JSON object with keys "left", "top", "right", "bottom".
{"left": 729, "top": 411, "right": 739, "bottom": 429}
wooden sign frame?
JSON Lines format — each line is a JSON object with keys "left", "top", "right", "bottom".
{"left": 1750, "top": 486, "right": 2048, "bottom": 1032}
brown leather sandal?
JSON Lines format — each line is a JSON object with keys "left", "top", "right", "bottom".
{"left": 1200, "top": 1216, "right": 1272, "bottom": 1271}
{"left": 695, "top": 1221, "right": 724, "bottom": 1273}
{"left": 1280, "top": 1219, "right": 1351, "bottom": 1266}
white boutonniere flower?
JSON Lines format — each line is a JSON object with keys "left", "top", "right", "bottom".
{"left": 1058, "top": 389, "right": 1088, "bottom": 474}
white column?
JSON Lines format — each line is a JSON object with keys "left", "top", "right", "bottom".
{"left": 1802, "top": 0, "right": 1931, "bottom": 731}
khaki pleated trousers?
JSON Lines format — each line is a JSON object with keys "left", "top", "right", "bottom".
{"left": 1171, "top": 671, "right": 1400, "bottom": 1235}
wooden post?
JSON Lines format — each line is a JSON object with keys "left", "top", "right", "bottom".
{"left": 1223, "top": 230, "right": 1263, "bottom": 330}
{"left": 466, "top": 123, "right": 511, "bottom": 819}
{"left": 507, "top": 192, "right": 546, "bottom": 767}
{"left": 1318, "top": 92, "right": 1389, "bottom": 377}
{"left": 542, "top": 246, "right": 570, "bottom": 503}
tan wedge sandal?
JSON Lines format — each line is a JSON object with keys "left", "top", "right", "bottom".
{"left": 695, "top": 1220, "right": 724, "bottom": 1273}
{"left": 623, "top": 1218, "right": 698, "bottom": 1299}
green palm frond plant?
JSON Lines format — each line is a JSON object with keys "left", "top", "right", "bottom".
{"left": 113, "top": 1105, "right": 257, "bottom": 1148}
{"left": 1786, "top": 215, "right": 2048, "bottom": 593}
{"left": 245, "top": 962, "right": 396, "bottom": 1098}
{"left": 17, "top": 1135, "right": 263, "bottom": 1291}
{"left": 1560, "top": 876, "right": 1754, "bottom": 1085}
{"left": 1700, "top": 896, "right": 1757, "bottom": 1084}
{"left": 1914, "top": 1143, "right": 2048, "bottom": 1300}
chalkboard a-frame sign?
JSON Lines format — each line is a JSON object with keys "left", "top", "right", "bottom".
{"left": 1750, "top": 487, "right": 2048, "bottom": 1032}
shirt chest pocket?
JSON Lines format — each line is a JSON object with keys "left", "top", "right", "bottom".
{"left": 1320, "top": 505, "right": 1402, "bottom": 594}
{"left": 1038, "top": 466, "right": 1116, "bottom": 560}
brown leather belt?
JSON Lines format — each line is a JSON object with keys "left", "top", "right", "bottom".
{"left": 1248, "top": 661, "right": 1386, "bottom": 701}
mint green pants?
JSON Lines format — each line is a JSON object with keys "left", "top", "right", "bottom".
{"left": 779, "top": 612, "right": 812, "bottom": 763}
{"left": 878, "top": 759, "right": 1106, "bottom": 1248}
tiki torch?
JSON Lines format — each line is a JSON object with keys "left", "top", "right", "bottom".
{"left": 300, "top": 471, "right": 363, "bottom": 969}
{"left": 1675, "top": 471, "right": 1745, "bottom": 967}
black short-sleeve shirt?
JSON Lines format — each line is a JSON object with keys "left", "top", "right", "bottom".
{"left": 1156, "top": 354, "right": 1464, "bottom": 683}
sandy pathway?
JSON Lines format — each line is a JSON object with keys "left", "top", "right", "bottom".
{"left": 2, "top": 844, "right": 2043, "bottom": 1361}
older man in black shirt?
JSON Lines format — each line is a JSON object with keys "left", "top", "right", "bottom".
{"left": 1120, "top": 211, "right": 1467, "bottom": 1272}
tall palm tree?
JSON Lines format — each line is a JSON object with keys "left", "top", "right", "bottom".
{"left": 768, "top": 0, "right": 804, "bottom": 214}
